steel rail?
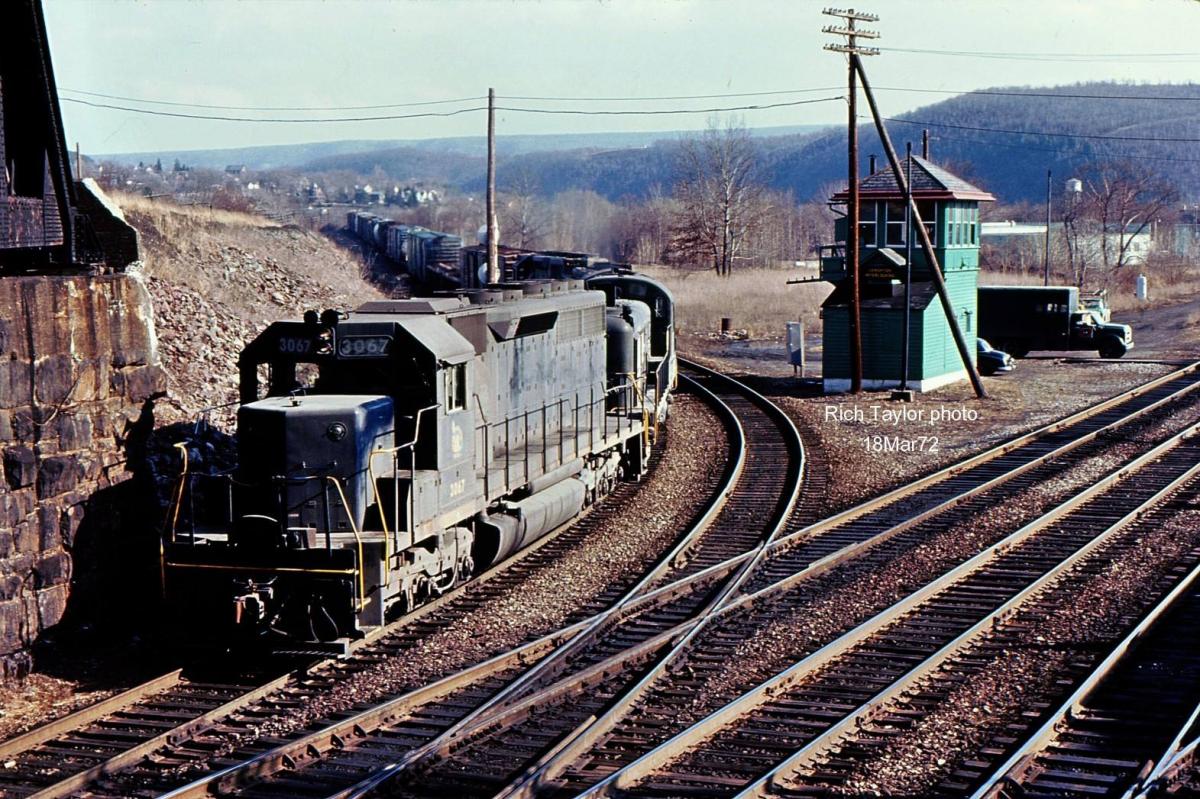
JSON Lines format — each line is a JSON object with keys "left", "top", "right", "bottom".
{"left": 473, "top": 364, "right": 1200, "bottom": 798}
{"left": 291, "top": 363, "right": 802, "bottom": 799}
{"left": 1136, "top": 735, "right": 1200, "bottom": 798}
{"left": 0, "top": 497, "right": 619, "bottom": 799}
{"left": 581, "top": 420, "right": 1200, "bottom": 799}
{"left": 4, "top": 381, "right": 727, "bottom": 799}
{"left": 1137, "top": 704, "right": 1200, "bottom": 798}
{"left": 0, "top": 669, "right": 183, "bottom": 761}
{"left": 478, "top": 361, "right": 805, "bottom": 799}
{"left": 732, "top": 423, "right": 1200, "bottom": 799}
{"left": 0, "top": 409, "right": 679, "bottom": 798}
{"left": 137, "top": 367, "right": 764, "bottom": 799}
{"left": 970, "top": 558, "right": 1200, "bottom": 799}
{"left": 16, "top": 362, "right": 1196, "bottom": 798}
{"left": 19, "top": 672, "right": 295, "bottom": 799}
{"left": 156, "top": 579, "right": 716, "bottom": 799}
{"left": 301, "top": 369, "right": 762, "bottom": 797}
{"left": 142, "top": 363, "right": 1197, "bottom": 799}
{"left": 278, "top": 362, "right": 1199, "bottom": 799}
{"left": 742, "top": 362, "right": 1200, "bottom": 596}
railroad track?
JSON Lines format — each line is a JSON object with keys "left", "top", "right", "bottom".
{"left": 6, "top": 362, "right": 1198, "bottom": 799}
{"left": 173, "top": 366, "right": 1200, "bottom": 799}
{"left": 0, "top": 381, "right": 742, "bottom": 799}
{"left": 1, "top": 365, "right": 803, "bottom": 799}
{"left": 971, "top": 557, "right": 1200, "bottom": 799}
{"left": 0, "top": 669, "right": 289, "bottom": 799}
{"left": 82, "top": 362, "right": 802, "bottom": 799}
{"left": 596, "top": 425, "right": 1200, "bottom": 799}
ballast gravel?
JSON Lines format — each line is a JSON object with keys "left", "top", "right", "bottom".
{"left": 160, "top": 394, "right": 728, "bottom": 772}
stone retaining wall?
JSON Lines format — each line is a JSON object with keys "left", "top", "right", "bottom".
{"left": 0, "top": 273, "right": 165, "bottom": 677}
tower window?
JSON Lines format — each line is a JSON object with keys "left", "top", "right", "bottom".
{"left": 858, "top": 202, "right": 877, "bottom": 247}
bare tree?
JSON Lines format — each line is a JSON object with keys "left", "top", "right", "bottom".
{"left": 668, "top": 119, "right": 764, "bottom": 276}
{"left": 607, "top": 188, "right": 677, "bottom": 264}
{"left": 1084, "top": 160, "right": 1177, "bottom": 276}
{"left": 499, "top": 171, "right": 550, "bottom": 250}
{"left": 1061, "top": 189, "right": 1092, "bottom": 289}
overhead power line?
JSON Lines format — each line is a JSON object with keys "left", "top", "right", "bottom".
{"left": 880, "top": 115, "right": 1200, "bottom": 144}
{"left": 918, "top": 129, "right": 1200, "bottom": 165}
{"left": 875, "top": 85, "right": 1200, "bottom": 102}
{"left": 60, "top": 82, "right": 1200, "bottom": 118}
{"left": 59, "top": 87, "right": 487, "bottom": 112}
{"left": 878, "top": 46, "right": 1200, "bottom": 63}
{"left": 500, "top": 88, "right": 844, "bottom": 101}
{"left": 61, "top": 97, "right": 489, "bottom": 123}
{"left": 63, "top": 95, "right": 844, "bottom": 123}
{"left": 496, "top": 97, "right": 843, "bottom": 116}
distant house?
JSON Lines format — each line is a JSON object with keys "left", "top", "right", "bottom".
{"left": 354, "top": 184, "right": 385, "bottom": 205}
{"left": 225, "top": 164, "right": 247, "bottom": 175}
{"left": 392, "top": 185, "right": 442, "bottom": 207}
{"left": 981, "top": 220, "right": 1155, "bottom": 267}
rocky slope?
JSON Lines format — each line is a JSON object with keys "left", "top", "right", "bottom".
{"left": 117, "top": 196, "right": 389, "bottom": 428}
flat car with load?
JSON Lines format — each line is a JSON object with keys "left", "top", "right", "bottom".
{"left": 162, "top": 275, "right": 676, "bottom": 652}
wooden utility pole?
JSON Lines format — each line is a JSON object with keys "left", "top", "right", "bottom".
{"left": 1044, "top": 169, "right": 1052, "bottom": 286}
{"left": 75, "top": 142, "right": 81, "bottom": 181}
{"left": 823, "top": 8, "right": 878, "bottom": 394}
{"left": 901, "top": 141, "right": 913, "bottom": 392}
{"left": 486, "top": 87, "right": 499, "bottom": 285}
{"left": 853, "top": 55, "right": 987, "bottom": 399}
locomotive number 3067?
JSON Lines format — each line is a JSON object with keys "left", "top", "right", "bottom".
{"left": 278, "top": 337, "right": 313, "bottom": 354}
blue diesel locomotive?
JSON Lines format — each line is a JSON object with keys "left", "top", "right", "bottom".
{"left": 162, "top": 275, "right": 675, "bottom": 650}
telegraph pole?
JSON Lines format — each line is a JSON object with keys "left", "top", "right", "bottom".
{"left": 824, "top": 8, "right": 878, "bottom": 394}
{"left": 486, "top": 87, "right": 499, "bottom": 285}
{"left": 901, "top": 141, "right": 913, "bottom": 392}
{"left": 1044, "top": 169, "right": 1052, "bottom": 286}
{"left": 854, "top": 55, "right": 987, "bottom": 399}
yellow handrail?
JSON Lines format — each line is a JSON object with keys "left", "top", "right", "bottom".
{"left": 367, "top": 449, "right": 394, "bottom": 565}
{"left": 622, "top": 372, "right": 653, "bottom": 449}
{"left": 325, "top": 476, "right": 367, "bottom": 612}
{"left": 161, "top": 442, "right": 190, "bottom": 600}
{"left": 168, "top": 442, "right": 189, "bottom": 540}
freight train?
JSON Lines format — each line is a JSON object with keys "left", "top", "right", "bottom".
{"left": 346, "top": 210, "right": 627, "bottom": 289}
{"left": 162, "top": 273, "right": 676, "bottom": 651}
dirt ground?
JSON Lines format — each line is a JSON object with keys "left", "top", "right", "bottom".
{"left": 684, "top": 331, "right": 1186, "bottom": 515}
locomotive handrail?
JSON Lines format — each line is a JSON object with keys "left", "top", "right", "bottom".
{"left": 367, "top": 403, "right": 437, "bottom": 564}
{"left": 474, "top": 379, "right": 637, "bottom": 498}
{"left": 324, "top": 476, "right": 366, "bottom": 612}
{"left": 165, "top": 442, "right": 190, "bottom": 543}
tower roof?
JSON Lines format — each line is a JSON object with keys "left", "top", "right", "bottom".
{"left": 832, "top": 155, "right": 995, "bottom": 203}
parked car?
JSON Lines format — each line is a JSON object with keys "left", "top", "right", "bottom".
{"left": 977, "top": 338, "right": 1015, "bottom": 376}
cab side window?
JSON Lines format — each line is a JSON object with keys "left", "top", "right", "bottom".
{"left": 445, "top": 363, "right": 467, "bottom": 411}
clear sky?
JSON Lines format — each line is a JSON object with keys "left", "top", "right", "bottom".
{"left": 41, "top": 0, "right": 1200, "bottom": 156}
